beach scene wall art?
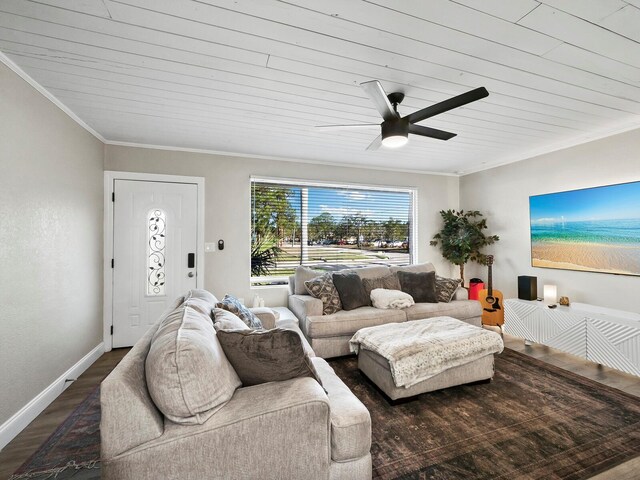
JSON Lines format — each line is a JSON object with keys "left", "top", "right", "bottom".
{"left": 530, "top": 181, "right": 640, "bottom": 276}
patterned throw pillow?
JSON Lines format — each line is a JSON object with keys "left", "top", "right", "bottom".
{"left": 305, "top": 273, "right": 342, "bottom": 315}
{"left": 216, "top": 295, "right": 263, "bottom": 329}
{"left": 362, "top": 273, "right": 401, "bottom": 298}
{"left": 435, "top": 275, "right": 462, "bottom": 303}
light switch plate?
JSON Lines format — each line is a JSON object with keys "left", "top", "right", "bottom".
{"left": 205, "top": 242, "right": 216, "bottom": 253}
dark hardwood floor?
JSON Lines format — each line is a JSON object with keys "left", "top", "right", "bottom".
{"left": 1, "top": 336, "right": 639, "bottom": 479}
{"left": 0, "top": 348, "right": 129, "bottom": 479}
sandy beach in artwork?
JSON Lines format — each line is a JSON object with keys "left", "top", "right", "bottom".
{"left": 532, "top": 241, "right": 640, "bottom": 275}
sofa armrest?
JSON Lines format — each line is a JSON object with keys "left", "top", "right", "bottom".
{"left": 248, "top": 307, "right": 279, "bottom": 329}
{"left": 100, "top": 326, "right": 164, "bottom": 460}
{"left": 103, "top": 378, "right": 332, "bottom": 480}
{"left": 289, "top": 294, "right": 323, "bottom": 324}
{"left": 454, "top": 287, "right": 469, "bottom": 301}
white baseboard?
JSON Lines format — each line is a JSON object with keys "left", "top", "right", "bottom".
{"left": 0, "top": 343, "right": 105, "bottom": 452}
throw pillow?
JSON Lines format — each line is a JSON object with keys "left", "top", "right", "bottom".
{"left": 397, "top": 270, "right": 437, "bottom": 303}
{"left": 332, "top": 272, "right": 370, "bottom": 310}
{"left": 362, "top": 273, "right": 401, "bottom": 298}
{"left": 216, "top": 294, "right": 263, "bottom": 329}
{"left": 146, "top": 305, "right": 241, "bottom": 425}
{"left": 305, "top": 273, "right": 342, "bottom": 315}
{"left": 216, "top": 328, "right": 322, "bottom": 387}
{"left": 435, "top": 275, "right": 462, "bottom": 303}
{"left": 213, "top": 308, "right": 251, "bottom": 331}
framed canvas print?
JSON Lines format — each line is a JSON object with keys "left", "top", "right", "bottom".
{"left": 529, "top": 181, "right": 640, "bottom": 276}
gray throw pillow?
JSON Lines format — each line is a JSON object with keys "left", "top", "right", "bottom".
{"left": 362, "top": 273, "right": 401, "bottom": 298}
{"left": 435, "top": 275, "right": 462, "bottom": 303}
{"left": 397, "top": 271, "right": 437, "bottom": 303}
{"left": 305, "top": 273, "right": 342, "bottom": 315}
{"left": 216, "top": 294, "right": 262, "bottom": 329}
{"left": 216, "top": 328, "right": 322, "bottom": 387}
{"left": 332, "top": 272, "right": 370, "bottom": 310}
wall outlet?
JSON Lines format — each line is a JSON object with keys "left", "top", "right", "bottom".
{"left": 204, "top": 242, "right": 216, "bottom": 253}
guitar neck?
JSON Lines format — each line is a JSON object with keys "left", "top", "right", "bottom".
{"left": 487, "top": 264, "right": 493, "bottom": 296}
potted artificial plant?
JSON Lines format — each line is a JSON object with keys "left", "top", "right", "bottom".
{"left": 430, "top": 209, "right": 499, "bottom": 286}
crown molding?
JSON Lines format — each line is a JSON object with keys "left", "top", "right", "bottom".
{"left": 104, "top": 140, "right": 459, "bottom": 177}
{"left": 460, "top": 121, "right": 640, "bottom": 176}
{"left": 0, "top": 51, "right": 106, "bottom": 143}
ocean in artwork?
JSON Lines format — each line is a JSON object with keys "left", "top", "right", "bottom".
{"left": 530, "top": 182, "right": 640, "bottom": 276}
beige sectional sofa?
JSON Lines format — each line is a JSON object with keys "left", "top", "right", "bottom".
{"left": 101, "top": 290, "right": 372, "bottom": 480}
{"left": 288, "top": 263, "right": 482, "bottom": 358}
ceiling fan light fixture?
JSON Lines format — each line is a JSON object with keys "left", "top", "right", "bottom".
{"left": 381, "top": 134, "right": 408, "bottom": 148}
{"left": 381, "top": 119, "right": 409, "bottom": 148}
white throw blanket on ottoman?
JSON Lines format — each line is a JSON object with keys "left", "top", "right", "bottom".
{"left": 350, "top": 316, "right": 504, "bottom": 388}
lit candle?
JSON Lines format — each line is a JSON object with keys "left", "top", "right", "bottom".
{"left": 544, "top": 284, "right": 557, "bottom": 305}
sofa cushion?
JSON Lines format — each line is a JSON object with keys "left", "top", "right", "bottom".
{"left": 216, "top": 328, "right": 322, "bottom": 387}
{"left": 332, "top": 272, "right": 370, "bottom": 310}
{"left": 181, "top": 289, "right": 219, "bottom": 317}
{"left": 435, "top": 275, "right": 462, "bottom": 303}
{"left": 403, "top": 300, "right": 482, "bottom": 322}
{"left": 294, "top": 266, "right": 325, "bottom": 295}
{"left": 306, "top": 307, "right": 406, "bottom": 338}
{"left": 213, "top": 308, "right": 251, "bottom": 331}
{"left": 305, "top": 273, "right": 342, "bottom": 315}
{"left": 397, "top": 271, "right": 437, "bottom": 303}
{"left": 390, "top": 262, "right": 435, "bottom": 275}
{"left": 311, "top": 357, "right": 371, "bottom": 461}
{"left": 362, "top": 273, "right": 401, "bottom": 298}
{"left": 353, "top": 265, "right": 391, "bottom": 280}
{"left": 146, "top": 305, "right": 241, "bottom": 425}
{"left": 183, "top": 298, "right": 214, "bottom": 317}
{"left": 216, "top": 294, "right": 263, "bottom": 329}
{"left": 187, "top": 289, "right": 219, "bottom": 306}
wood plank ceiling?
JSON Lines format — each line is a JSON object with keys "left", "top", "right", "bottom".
{"left": 1, "top": 0, "right": 639, "bottom": 174}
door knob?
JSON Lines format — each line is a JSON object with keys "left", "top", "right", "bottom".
{"left": 188, "top": 272, "right": 195, "bottom": 278}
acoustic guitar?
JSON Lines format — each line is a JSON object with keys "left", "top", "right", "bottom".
{"left": 478, "top": 255, "right": 504, "bottom": 326}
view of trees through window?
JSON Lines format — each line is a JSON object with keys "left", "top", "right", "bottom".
{"left": 251, "top": 180, "right": 414, "bottom": 284}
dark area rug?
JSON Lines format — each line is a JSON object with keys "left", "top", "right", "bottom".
{"left": 11, "top": 348, "right": 640, "bottom": 480}
{"left": 330, "top": 348, "right": 640, "bottom": 480}
{"left": 9, "top": 387, "right": 101, "bottom": 480}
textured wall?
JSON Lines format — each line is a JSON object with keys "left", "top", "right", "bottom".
{"left": 460, "top": 128, "right": 640, "bottom": 313}
{"left": 0, "top": 62, "right": 104, "bottom": 426}
{"left": 105, "top": 145, "right": 460, "bottom": 305}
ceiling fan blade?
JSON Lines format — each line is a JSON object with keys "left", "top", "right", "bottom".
{"left": 315, "top": 124, "right": 380, "bottom": 131}
{"left": 360, "top": 81, "right": 398, "bottom": 122}
{"left": 409, "top": 124, "right": 457, "bottom": 141}
{"left": 366, "top": 134, "right": 382, "bottom": 151}
{"left": 404, "top": 87, "right": 489, "bottom": 125}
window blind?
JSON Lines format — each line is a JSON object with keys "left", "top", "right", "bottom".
{"left": 251, "top": 178, "right": 416, "bottom": 285}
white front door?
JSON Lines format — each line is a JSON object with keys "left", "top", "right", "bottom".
{"left": 112, "top": 179, "right": 198, "bottom": 348}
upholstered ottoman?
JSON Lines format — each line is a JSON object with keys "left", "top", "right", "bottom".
{"left": 350, "top": 316, "right": 504, "bottom": 401}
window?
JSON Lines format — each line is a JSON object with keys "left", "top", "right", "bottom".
{"left": 147, "top": 208, "right": 166, "bottom": 296}
{"left": 251, "top": 177, "right": 417, "bottom": 285}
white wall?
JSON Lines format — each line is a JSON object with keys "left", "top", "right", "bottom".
{"left": 0, "top": 63, "right": 104, "bottom": 427}
{"left": 105, "top": 145, "right": 460, "bottom": 305}
{"left": 460, "top": 128, "right": 640, "bottom": 313}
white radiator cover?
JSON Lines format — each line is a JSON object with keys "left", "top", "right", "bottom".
{"left": 504, "top": 299, "right": 640, "bottom": 377}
